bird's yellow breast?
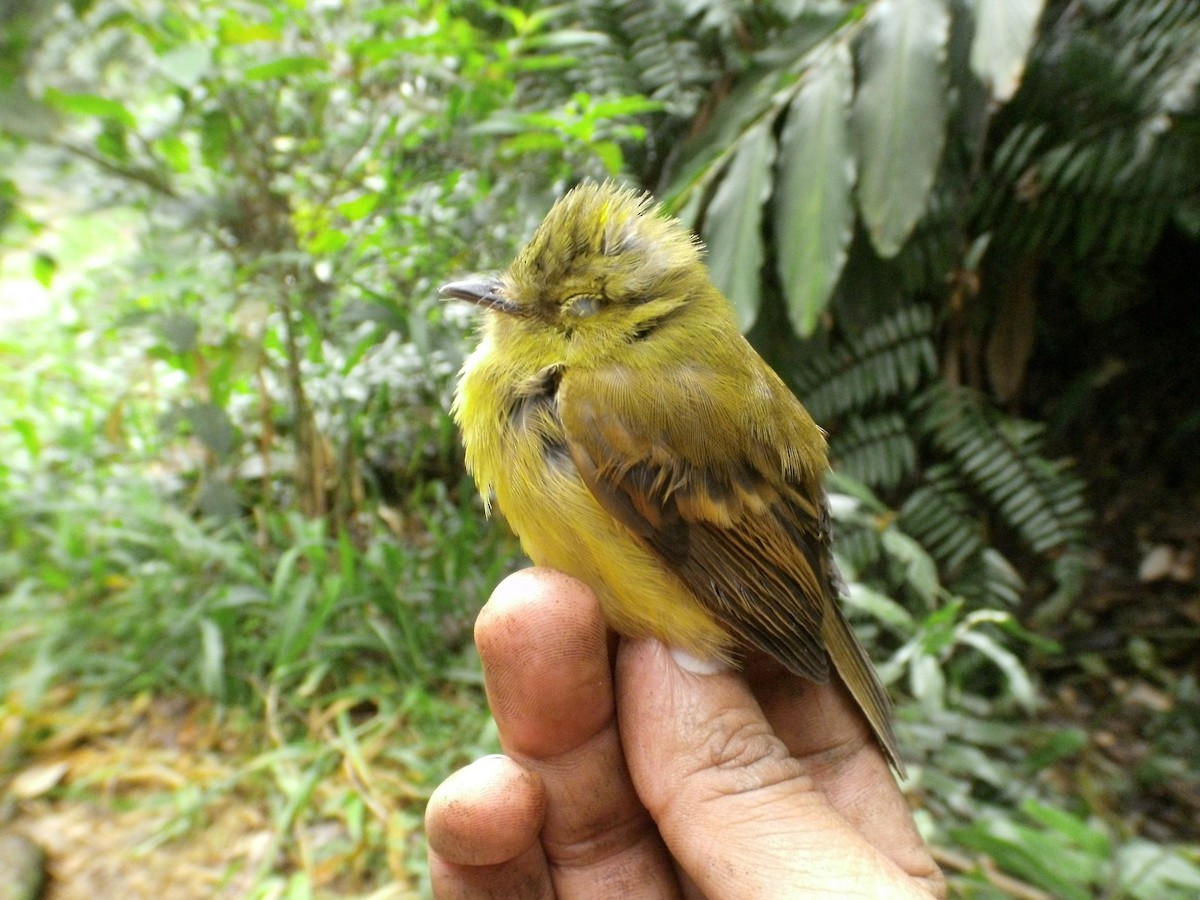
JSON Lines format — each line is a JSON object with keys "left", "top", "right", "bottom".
{"left": 454, "top": 339, "right": 733, "bottom": 660}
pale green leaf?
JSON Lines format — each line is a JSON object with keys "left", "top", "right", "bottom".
{"left": 970, "top": 0, "right": 1047, "bottom": 102}
{"left": 199, "top": 617, "right": 225, "bottom": 698}
{"left": 774, "top": 44, "right": 855, "bottom": 336}
{"left": 956, "top": 629, "right": 1037, "bottom": 711}
{"left": 853, "top": 0, "right": 950, "bottom": 257}
{"left": 244, "top": 56, "right": 328, "bottom": 81}
{"left": 881, "top": 526, "right": 939, "bottom": 606}
{"left": 909, "top": 652, "right": 946, "bottom": 710}
{"left": 1115, "top": 839, "right": 1200, "bottom": 898}
{"left": 158, "top": 44, "right": 212, "bottom": 90}
{"left": 702, "top": 120, "right": 776, "bottom": 332}
{"left": 44, "top": 89, "right": 135, "bottom": 126}
{"left": 154, "top": 136, "right": 191, "bottom": 173}
{"left": 188, "top": 403, "right": 235, "bottom": 459}
{"left": 844, "top": 583, "right": 917, "bottom": 634}
{"left": 337, "top": 193, "right": 379, "bottom": 222}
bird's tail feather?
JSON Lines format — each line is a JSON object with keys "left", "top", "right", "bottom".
{"left": 822, "top": 603, "right": 906, "bottom": 778}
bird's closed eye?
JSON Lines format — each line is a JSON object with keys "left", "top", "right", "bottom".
{"left": 563, "top": 295, "right": 603, "bottom": 318}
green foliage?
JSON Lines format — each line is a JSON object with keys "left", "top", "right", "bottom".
{"left": 554, "top": 0, "right": 1197, "bottom": 621}
{"left": 787, "top": 301, "right": 1089, "bottom": 607}
{"left": 3, "top": 1, "right": 1198, "bottom": 895}
{"left": 829, "top": 474, "right": 1200, "bottom": 897}
{"left": 951, "top": 800, "right": 1200, "bottom": 899}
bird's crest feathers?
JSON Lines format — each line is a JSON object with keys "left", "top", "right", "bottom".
{"left": 504, "top": 182, "right": 705, "bottom": 316}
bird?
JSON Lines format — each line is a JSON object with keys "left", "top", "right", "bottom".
{"left": 442, "top": 181, "right": 902, "bottom": 774}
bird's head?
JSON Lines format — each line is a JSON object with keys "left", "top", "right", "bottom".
{"left": 440, "top": 182, "right": 724, "bottom": 360}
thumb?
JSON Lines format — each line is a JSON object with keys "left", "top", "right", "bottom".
{"left": 616, "top": 639, "right": 927, "bottom": 899}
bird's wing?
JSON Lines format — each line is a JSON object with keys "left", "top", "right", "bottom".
{"left": 558, "top": 362, "right": 836, "bottom": 683}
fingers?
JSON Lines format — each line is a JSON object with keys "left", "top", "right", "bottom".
{"left": 425, "top": 755, "right": 552, "bottom": 899}
{"left": 471, "top": 569, "right": 679, "bottom": 897}
{"left": 618, "top": 639, "right": 943, "bottom": 898}
{"left": 746, "top": 653, "right": 941, "bottom": 890}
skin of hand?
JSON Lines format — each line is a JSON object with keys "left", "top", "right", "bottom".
{"left": 425, "top": 569, "right": 946, "bottom": 899}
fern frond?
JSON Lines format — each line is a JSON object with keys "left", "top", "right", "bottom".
{"left": 898, "top": 463, "right": 984, "bottom": 577}
{"left": 793, "top": 304, "right": 938, "bottom": 422}
{"left": 834, "top": 521, "right": 885, "bottom": 582}
{"left": 831, "top": 412, "right": 918, "bottom": 491}
{"left": 953, "top": 548, "right": 1026, "bottom": 608}
{"left": 977, "top": 0, "right": 1200, "bottom": 264}
{"left": 917, "top": 385, "right": 1089, "bottom": 555}
{"left": 577, "top": 0, "right": 721, "bottom": 119}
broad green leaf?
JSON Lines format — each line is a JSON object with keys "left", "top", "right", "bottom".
{"left": 200, "top": 110, "right": 232, "bottom": 169}
{"left": 970, "top": 0, "right": 1046, "bottom": 102}
{"left": 1020, "top": 799, "right": 1112, "bottom": 858}
{"left": 956, "top": 629, "right": 1037, "bottom": 710}
{"left": 154, "top": 135, "right": 190, "bottom": 173}
{"left": 1115, "top": 840, "right": 1200, "bottom": 898}
{"left": 338, "top": 193, "right": 379, "bottom": 222}
{"left": 32, "top": 253, "right": 56, "bottom": 288}
{"left": 949, "top": 821, "right": 1096, "bottom": 900}
{"left": 844, "top": 583, "right": 917, "bottom": 634}
{"left": 702, "top": 119, "right": 777, "bottom": 332}
{"left": 852, "top": 0, "right": 949, "bottom": 257}
{"left": 158, "top": 44, "right": 212, "bottom": 90}
{"left": 593, "top": 140, "right": 624, "bottom": 175}
{"left": 158, "top": 313, "right": 199, "bottom": 354}
{"left": 774, "top": 44, "right": 855, "bottom": 336}
{"left": 188, "top": 403, "right": 235, "bottom": 459}
{"left": 218, "top": 14, "right": 282, "bottom": 45}
{"left": 95, "top": 120, "right": 129, "bottom": 163}
{"left": 881, "top": 526, "right": 939, "bottom": 606}
{"left": 662, "top": 67, "right": 781, "bottom": 211}
{"left": 44, "top": 89, "right": 135, "bottom": 126}
{"left": 244, "top": 56, "right": 328, "bottom": 81}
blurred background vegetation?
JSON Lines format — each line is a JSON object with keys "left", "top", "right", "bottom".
{"left": 0, "top": 0, "right": 1197, "bottom": 897}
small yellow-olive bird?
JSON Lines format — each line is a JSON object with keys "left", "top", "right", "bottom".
{"left": 443, "top": 182, "right": 902, "bottom": 774}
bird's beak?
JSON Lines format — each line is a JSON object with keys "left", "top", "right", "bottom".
{"left": 438, "top": 278, "right": 524, "bottom": 316}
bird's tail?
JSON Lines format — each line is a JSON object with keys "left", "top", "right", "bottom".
{"left": 822, "top": 601, "right": 906, "bottom": 777}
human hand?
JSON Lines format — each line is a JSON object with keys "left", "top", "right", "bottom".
{"left": 425, "top": 568, "right": 945, "bottom": 898}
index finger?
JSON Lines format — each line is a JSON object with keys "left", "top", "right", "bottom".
{"left": 475, "top": 568, "right": 680, "bottom": 896}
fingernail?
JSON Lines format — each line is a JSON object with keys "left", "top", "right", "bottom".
{"left": 475, "top": 753, "right": 510, "bottom": 766}
{"left": 669, "top": 646, "right": 730, "bottom": 675}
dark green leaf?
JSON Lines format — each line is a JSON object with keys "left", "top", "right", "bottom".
{"left": 852, "top": 0, "right": 949, "bottom": 257}
{"left": 188, "top": 403, "right": 235, "bottom": 459}
{"left": 95, "top": 120, "right": 129, "bottom": 163}
{"left": 200, "top": 110, "right": 231, "bottom": 169}
{"left": 774, "top": 44, "right": 855, "bottom": 336}
{"left": 198, "top": 477, "right": 242, "bottom": 521}
{"left": 701, "top": 119, "right": 776, "bottom": 332}
{"left": 158, "top": 314, "right": 199, "bottom": 354}
{"left": 662, "top": 67, "right": 782, "bottom": 211}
